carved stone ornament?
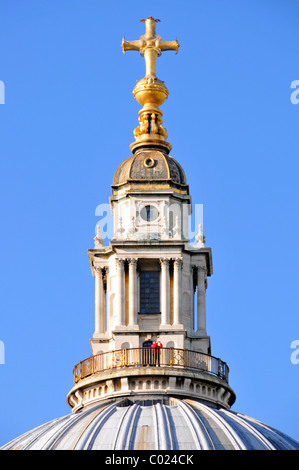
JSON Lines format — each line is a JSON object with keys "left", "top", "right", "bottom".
{"left": 195, "top": 224, "right": 205, "bottom": 248}
{"left": 94, "top": 224, "right": 104, "bottom": 247}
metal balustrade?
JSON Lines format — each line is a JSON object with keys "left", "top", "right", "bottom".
{"left": 73, "top": 348, "right": 229, "bottom": 384}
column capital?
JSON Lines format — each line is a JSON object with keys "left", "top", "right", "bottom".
{"left": 94, "top": 266, "right": 103, "bottom": 276}
{"left": 173, "top": 257, "right": 183, "bottom": 269}
{"left": 197, "top": 266, "right": 207, "bottom": 276}
{"left": 160, "top": 257, "right": 170, "bottom": 266}
{"left": 115, "top": 258, "right": 125, "bottom": 267}
{"left": 128, "top": 257, "right": 138, "bottom": 266}
{"left": 192, "top": 265, "right": 207, "bottom": 275}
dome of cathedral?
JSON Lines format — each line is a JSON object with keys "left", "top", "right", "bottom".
{"left": 2, "top": 398, "right": 299, "bottom": 450}
{"left": 111, "top": 148, "right": 189, "bottom": 195}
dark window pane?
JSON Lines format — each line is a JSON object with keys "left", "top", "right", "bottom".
{"left": 140, "top": 271, "right": 160, "bottom": 314}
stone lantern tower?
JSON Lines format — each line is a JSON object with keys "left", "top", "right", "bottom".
{"left": 66, "top": 17, "right": 235, "bottom": 413}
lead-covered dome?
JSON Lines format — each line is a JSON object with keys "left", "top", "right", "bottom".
{"left": 2, "top": 398, "right": 299, "bottom": 450}
{"left": 111, "top": 149, "right": 189, "bottom": 196}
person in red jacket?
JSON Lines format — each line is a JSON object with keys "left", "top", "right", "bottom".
{"left": 151, "top": 341, "right": 157, "bottom": 366}
{"left": 151, "top": 339, "right": 162, "bottom": 366}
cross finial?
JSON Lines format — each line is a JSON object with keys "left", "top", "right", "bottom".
{"left": 122, "top": 18, "right": 179, "bottom": 153}
{"left": 122, "top": 17, "right": 179, "bottom": 79}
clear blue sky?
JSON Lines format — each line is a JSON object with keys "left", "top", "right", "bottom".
{"left": 0, "top": 0, "right": 298, "bottom": 447}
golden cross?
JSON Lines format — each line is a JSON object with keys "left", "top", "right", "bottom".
{"left": 122, "top": 17, "right": 179, "bottom": 79}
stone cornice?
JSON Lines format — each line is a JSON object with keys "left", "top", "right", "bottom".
{"left": 66, "top": 366, "right": 236, "bottom": 413}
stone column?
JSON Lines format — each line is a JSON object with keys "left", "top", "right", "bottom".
{"left": 104, "top": 267, "right": 110, "bottom": 331}
{"left": 173, "top": 257, "right": 182, "bottom": 325}
{"left": 116, "top": 258, "right": 125, "bottom": 326}
{"left": 197, "top": 266, "right": 207, "bottom": 335}
{"left": 128, "top": 258, "right": 138, "bottom": 327}
{"left": 160, "top": 258, "right": 170, "bottom": 326}
{"left": 94, "top": 266, "right": 105, "bottom": 334}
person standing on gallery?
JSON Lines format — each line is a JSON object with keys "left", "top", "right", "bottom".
{"left": 151, "top": 339, "right": 163, "bottom": 366}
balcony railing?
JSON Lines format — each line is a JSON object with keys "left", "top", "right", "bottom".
{"left": 73, "top": 348, "right": 229, "bottom": 384}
